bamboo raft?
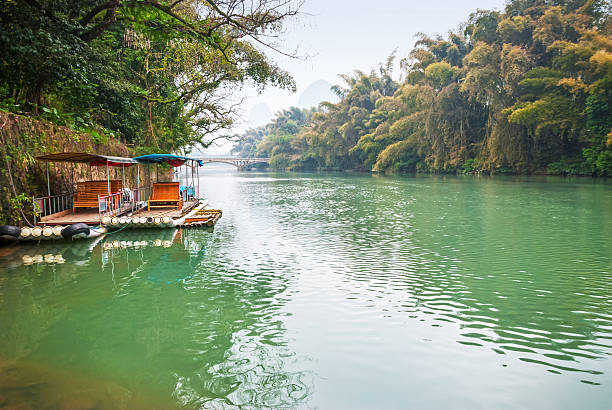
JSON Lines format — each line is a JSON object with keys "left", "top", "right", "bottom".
{"left": 14, "top": 199, "right": 218, "bottom": 242}
{"left": 183, "top": 209, "right": 222, "bottom": 227}
{"left": 0, "top": 152, "right": 223, "bottom": 243}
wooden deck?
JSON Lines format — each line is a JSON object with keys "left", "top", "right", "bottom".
{"left": 38, "top": 201, "right": 199, "bottom": 226}
{"left": 40, "top": 209, "right": 102, "bottom": 225}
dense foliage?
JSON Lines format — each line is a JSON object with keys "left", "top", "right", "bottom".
{"left": 0, "top": 0, "right": 298, "bottom": 153}
{"left": 234, "top": 0, "right": 612, "bottom": 175}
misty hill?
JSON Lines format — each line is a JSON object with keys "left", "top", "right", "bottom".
{"left": 247, "top": 102, "right": 273, "bottom": 128}
{"left": 298, "top": 80, "right": 337, "bottom": 108}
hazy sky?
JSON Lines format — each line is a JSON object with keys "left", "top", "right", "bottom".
{"left": 205, "top": 0, "right": 507, "bottom": 153}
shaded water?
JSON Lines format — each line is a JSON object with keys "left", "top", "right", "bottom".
{"left": 1, "top": 171, "right": 611, "bottom": 409}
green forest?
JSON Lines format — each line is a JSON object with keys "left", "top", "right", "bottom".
{"left": 233, "top": 0, "right": 612, "bottom": 175}
{"left": 0, "top": 0, "right": 297, "bottom": 152}
{"left": 0, "top": 0, "right": 299, "bottom": 223}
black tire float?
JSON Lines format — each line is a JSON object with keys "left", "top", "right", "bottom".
{"left": 0, "top": 225, "right": 21, "bottom": 240}
{"left": 61, "top": 223, "right": 90, "bottom": 240}
{"left": 0, "top": 225, "right": 20, "bottom": 244}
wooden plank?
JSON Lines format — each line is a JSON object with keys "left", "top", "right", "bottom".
{"left": 39, "top": 210, "right": 101, "bottom": 225}
{"left": 41, "top": 209, "right": 72, "bottom": 222}
{"left": 185, "top": 217, "right": 211, "bottom": 223}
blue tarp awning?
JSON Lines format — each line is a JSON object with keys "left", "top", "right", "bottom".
{"left": 133, "top": 154, "right": 203, "bottom": 167}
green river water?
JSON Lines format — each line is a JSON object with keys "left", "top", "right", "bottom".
{"left": 0, "top": 170, "right": 611, "bottom": 409}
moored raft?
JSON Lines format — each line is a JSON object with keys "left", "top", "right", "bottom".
{"left": 9, "top": 198, "right": 220, "bottom": 242}
{"left": 182, "top": 209, "right": 223, "bottom": 227}
{"left": 4, "top": 152, "right": 222, "bottom": 243}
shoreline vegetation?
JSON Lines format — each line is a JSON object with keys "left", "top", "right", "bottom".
{"left": 0, "top": 1, "right": 610, "bottom": 224}
{"left": 233, "top": 0, "right": 612, "bottom": 177}
{"left": 0, "top": 0, "right": 300, "bottom": 225}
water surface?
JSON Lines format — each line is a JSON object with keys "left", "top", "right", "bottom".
{"left": 1, "top": 171, "right": 611, "bottom": 409}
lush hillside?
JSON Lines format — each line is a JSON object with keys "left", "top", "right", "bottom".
{"left": 0, "top": 0, "right": 298, "bottom": 224}
{"left": 233, "top": 0, "right": 612, "bottom": 175}
{"left": 0, "top": 112, "right": 132, "bottom": 225}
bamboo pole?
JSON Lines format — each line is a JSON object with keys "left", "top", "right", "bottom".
{"left": 46, "top": 160, "right": 51, "bottom": 198}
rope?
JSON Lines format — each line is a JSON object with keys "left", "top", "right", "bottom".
{"left": 104, "top": 223, "right": 132, "bottom": 235}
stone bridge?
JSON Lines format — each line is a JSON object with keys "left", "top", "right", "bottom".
{"left": 198, "top": 157, "right": 270, "bottom": 171}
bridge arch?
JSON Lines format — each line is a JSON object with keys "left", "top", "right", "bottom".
{"left": 198, "top": 157, "right": 270, "bottom": 170}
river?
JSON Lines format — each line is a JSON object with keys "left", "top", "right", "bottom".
{"left": 1, "top": 169, "right": 611, "bottom": 409}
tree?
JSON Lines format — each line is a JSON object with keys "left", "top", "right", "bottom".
{"left": 232, "top": 0, "right": 612, "bottom": 175}
{"left": 0, "top": 0, "right": 301, "bottom": 150}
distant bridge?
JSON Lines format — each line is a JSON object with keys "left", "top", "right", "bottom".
{"left": 198, "top": 157, "right": 270, "bottom": 171}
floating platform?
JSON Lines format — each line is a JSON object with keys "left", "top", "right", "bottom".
{"left": 183, "top": 209, "right": 222, "bottom": 227}
{"left": 4, "top": 199, "right": 221, "bottom": 242}
{"left": 40, "top": 200, "right": 200, "bottom": 226}
{"left": 2, "top": 151, "right": 220, "bottom": 244}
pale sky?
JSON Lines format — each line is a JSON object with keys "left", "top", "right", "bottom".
{"left": 202, "top": 0, "right": 507, "bottom": 154}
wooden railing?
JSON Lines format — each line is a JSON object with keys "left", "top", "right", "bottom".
{"left": 33, "top": 192, "right": 74, "bottom": 224}
{"left": 98, "top": 192, "right": 127, "bottom": 222}
{"left": 98, "top": 186, "right": 152, "bottom": 223}
{"left": 132, "top": 186, "right": 152, "bottom": 211}
{"left": 33, "top": 186, "right": 154, "bottom": 225}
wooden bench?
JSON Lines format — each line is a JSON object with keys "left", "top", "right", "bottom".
{"left": 148, "top": 182, "right": 182, "bottom": 211}
{"left": 73, "top": 180, "right": 122, "bottom": 213}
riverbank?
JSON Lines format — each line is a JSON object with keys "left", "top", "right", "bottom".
{"left": 266, "top": 164, "right": 611, "bottom": 177}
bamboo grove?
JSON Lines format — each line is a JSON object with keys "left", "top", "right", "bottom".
{"left": 233, "top": 0, "right": 612, "bottom": 175}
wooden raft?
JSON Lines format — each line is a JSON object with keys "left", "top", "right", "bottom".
{"left": 73, "top": 180, "right": 122, "bottom": 213}
{"left": 184, "top": 209, "right": 222, "bottom": 226}
{"left": 148, "top": 182, "right": 182, "bottom": 211}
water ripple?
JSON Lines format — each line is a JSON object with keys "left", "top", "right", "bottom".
{"left": 0, "top": 173, "right": 611, "bottom": 408}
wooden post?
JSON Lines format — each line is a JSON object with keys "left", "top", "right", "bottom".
{"left": 106, "top": 160, "right": 110, "bottom": 195}
{"left": 46, "top": 160, "right": 51, "bottom": 198}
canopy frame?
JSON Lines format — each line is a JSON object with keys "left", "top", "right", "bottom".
{"left": 134, "top": 154, "right": 202, "bottom": 202}
{"left": 132, "top": 154, "right": 203, "bottom": 167}
{"left": 36, "top": 152, "right": 137, "bottom": 167}
{"left": 36, "top": 152, "right": 138, "bottom": 196}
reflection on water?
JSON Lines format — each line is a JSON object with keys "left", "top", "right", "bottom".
{"left": 0, "top": 227, "right": 310, "bottom": 409}
{"left": 0, "top": 172, "right": 611, "bottom": 409}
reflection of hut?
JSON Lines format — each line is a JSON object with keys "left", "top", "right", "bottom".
{"left": 0, "top": 226, "right": 305, "bottom": 409}
{"left": 146, "top": 243, "right": 195, "bottom": 284}
{"left": 99, "top": 228, "right": 198, "bottom": 284}
{"left": 0, "top": 236, "right": 104, "bottom": 269}
{"left": 100, "top": 228, "right": 180, "bottom": 252}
